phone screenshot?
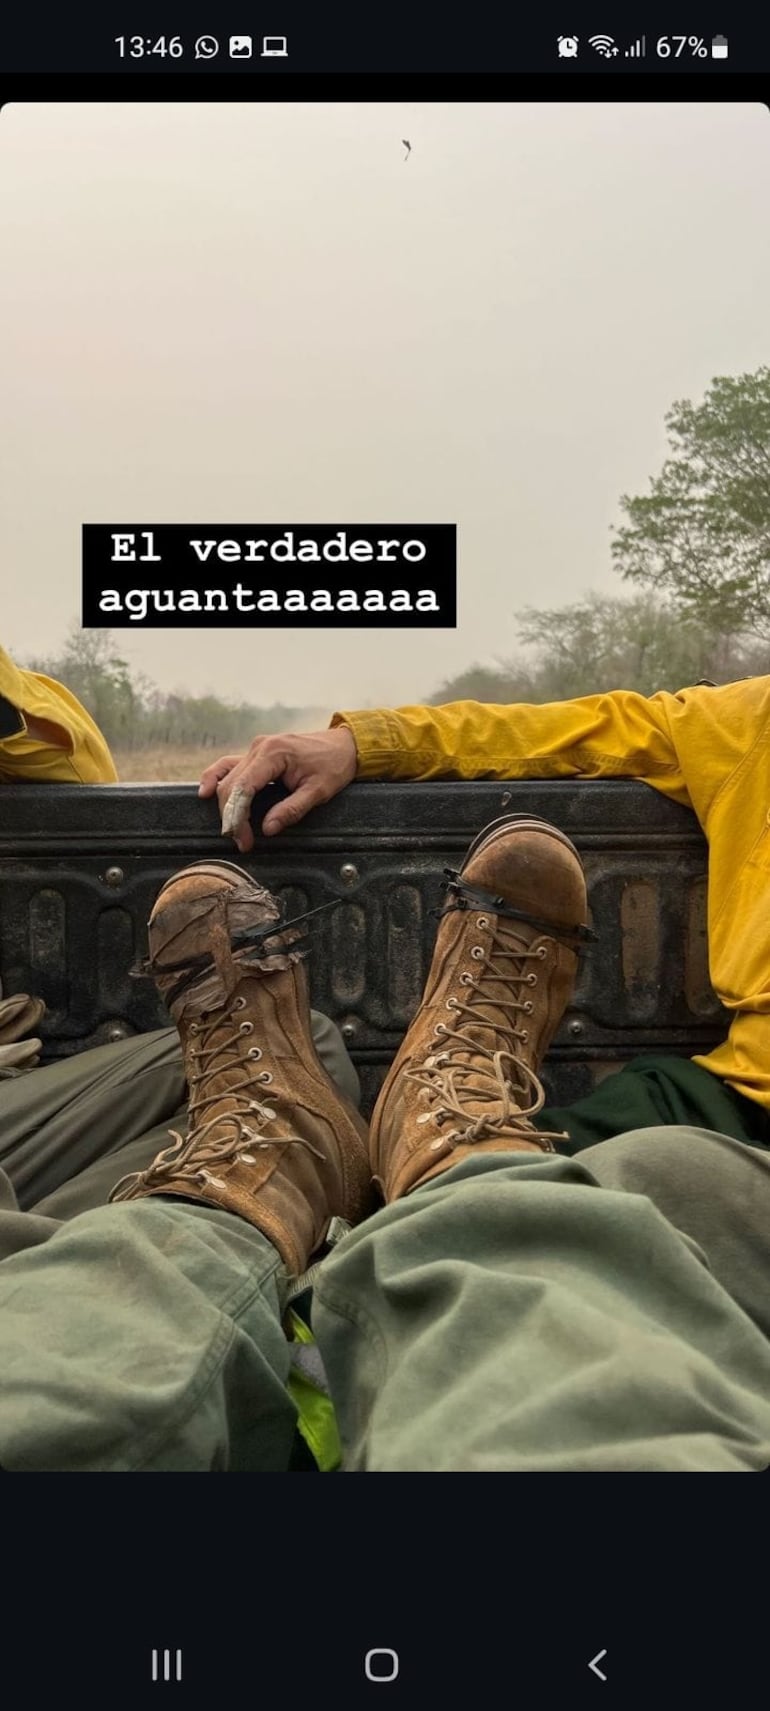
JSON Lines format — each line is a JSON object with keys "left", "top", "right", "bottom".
{"left": 0, "top": 16, "right": 767, "bottom": 1703}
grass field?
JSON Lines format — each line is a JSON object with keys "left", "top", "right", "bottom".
{"left": 112, "top": 745, "right": 230, "bottom": 783}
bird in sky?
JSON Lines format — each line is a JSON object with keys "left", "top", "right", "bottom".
{"left": 402, "top": 139, "right": 411, "bottom": 161}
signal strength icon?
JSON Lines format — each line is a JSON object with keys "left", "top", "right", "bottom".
{"left": 589, "top": 34, "right": 618, "bottom": 57}
{"left": 625, "top": 35, "right": 646, "bottom": 57}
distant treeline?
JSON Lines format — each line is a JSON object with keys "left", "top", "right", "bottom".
{"left": 22, "top": 594, "right": 770, "bottom": 751}
{"left": 21, "top": 367, "right": 770, "bottom": 745}
{"left": 22, "top": 630, "right": 324, "bottom": 750}
{"left": 426, "top": 593, "right": 770, "bottom": 707}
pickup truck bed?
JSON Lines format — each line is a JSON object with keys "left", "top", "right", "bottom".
{"left": 1, "top": 778, "right": 724, "bottom": 1115}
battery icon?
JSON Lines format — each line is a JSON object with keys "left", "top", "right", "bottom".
{"left": 711, "top": 35, "right": 728, "bottom": 58}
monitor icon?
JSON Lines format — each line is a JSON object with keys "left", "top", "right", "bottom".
{"left": 261, "top": 35, "right": 288, "bottom": 57}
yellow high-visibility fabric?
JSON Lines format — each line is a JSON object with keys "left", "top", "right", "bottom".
{"left": 0, "top": 645, "right": 117, "bottom": 783}
{"left": 286, "top": 1310, "right": 341, "bottom": 1472}
{"left": 332, "top": 679, "right": 770, "bottom": 1110}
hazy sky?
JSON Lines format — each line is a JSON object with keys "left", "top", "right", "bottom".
{"left": 1, "top": 101, "right": 768, "bottom": 716}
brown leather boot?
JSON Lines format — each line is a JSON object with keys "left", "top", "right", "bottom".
{"left": 369, "top": 815, "right": 594, "bottom": 1200}
{"left": 110, "top": 862, "right": 374, "bottom": 1273}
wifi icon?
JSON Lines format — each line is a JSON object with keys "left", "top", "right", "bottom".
{"left": 589, "top": 34, "right": 617, "bottom": 56}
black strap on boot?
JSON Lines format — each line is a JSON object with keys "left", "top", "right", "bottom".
{"left": 436, "top": 869, "right": 598, "bottom": 954}
{"left": 130, "top": 896, "right": 341, "bottom": 1007}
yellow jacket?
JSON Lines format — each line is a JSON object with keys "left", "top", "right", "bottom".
{"left": 0, "top": 644, "right": 117, "bottom": 784}
{"left": 333, "top": 680, "right": 770, "bottom": 1110}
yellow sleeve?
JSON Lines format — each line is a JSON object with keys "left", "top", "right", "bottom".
{"left": 0, "top": 644, "right": 118, "bottom": 783}
{"left": 331, "top": 678, "right": 770, "bottom": 822}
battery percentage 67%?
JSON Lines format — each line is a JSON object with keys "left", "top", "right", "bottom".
{"left": 656, "top": 35, "right": 708, "bottom": 57}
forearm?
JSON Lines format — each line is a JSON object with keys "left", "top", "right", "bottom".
{"left": 331, "top": 693, "right": 688, "bottom": 798}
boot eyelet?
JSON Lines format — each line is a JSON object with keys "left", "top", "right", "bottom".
{"left": 233, "top": 996, "right": 247, "bottom": 1010}
{"left": 476, "top": 916, "right": 488, "bottom": 929}
{"left": 247, "top": 1046, "right": 263, "bottom": 1060}
{"left": 189, "top": 1023, "right": 199, "bottom": 1035}
{"left": 239, "top": 1020, "right": 254, "bottom": 1034}
{"left": 520, "top": 1030, "right": 529, "bottom": 1044}
{"left": 460, "top": 973, "right": 474, "bottom": 985}
{"left": 446, "top": 998, "right": 458, "bottom": 1010}
{"left": 524, "top": 1000, "right": 534, "bottom": 1014}
{"left": 435, "top": 1023, "right": 447, "bottom": 1035}
{"left": 470, "top": 946, "right": 484, "bottom": 961}
{"left": 536, "top": 945, "right": 547, "bottom": 959}
{"left": 258, "top": 1071, "right": 273, "bottom": 1085}
{"left": 527, "top": 973, "right": 537, "bottom": 986}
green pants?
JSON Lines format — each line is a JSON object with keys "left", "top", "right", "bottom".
{"left": 1, "top": 1014, "right": 360, "bottom": 1220}
{"left": 0, "top": 1028, "right": 769, "bottom": 1470}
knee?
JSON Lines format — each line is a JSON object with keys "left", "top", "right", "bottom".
{"left": 578, "top": 1125, "right": 713, "bottom": 1195}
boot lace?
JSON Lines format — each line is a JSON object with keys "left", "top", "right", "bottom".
{"left": 111, "top": 997, "right": 324, "bottom": 1200}
{"left": 407, "top": 914, "right": 569, "bottom": 1154}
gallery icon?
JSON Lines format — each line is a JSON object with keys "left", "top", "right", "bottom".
{"left": 557, "top": 36, "right": 579, "bottom": 58}
{"left": 261, "top": 35, "right": 288, "bottom": 57}
{"left": 229, "top": 35, "right": 253, "bottom": 58}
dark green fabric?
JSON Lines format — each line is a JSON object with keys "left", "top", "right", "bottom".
{"left": 0, "top": 695, "right": 23, "bottom": 738}
{"left": 538, "top": 1055, "right": 770, "bottom": 1155}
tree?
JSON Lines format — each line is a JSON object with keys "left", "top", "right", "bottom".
{"left": 426, "top": 660, "right": 536, "bottom": 706}
{"left": 516, "top": 592, "right": 746, "bottom": 699}
{"left": 611, "top": 367, "right": 770, "bottom": 635}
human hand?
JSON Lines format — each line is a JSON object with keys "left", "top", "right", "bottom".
{"left": 0, "top": 987, "right": 46, "bottom": 1076}
{"left": 198, "top": 726, "right": 358, "bottom": 852}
